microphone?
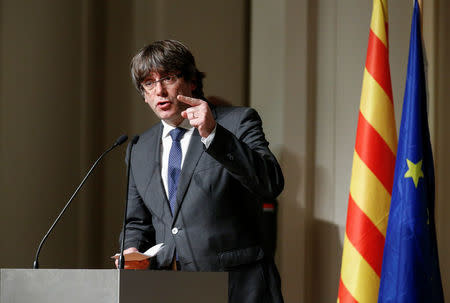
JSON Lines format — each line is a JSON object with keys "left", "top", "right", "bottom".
{"left": 119, "top": 135, "right": 139, "bottom": 269}
{"left": 33, "top": 134, "right": 128, "bottom": 269}
{"left": 113, "top": 134, "right": 128, "bottom": 147}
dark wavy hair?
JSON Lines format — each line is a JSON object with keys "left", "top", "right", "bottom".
{"left": 130, "top": 40, "right": 205, "bottom": 99}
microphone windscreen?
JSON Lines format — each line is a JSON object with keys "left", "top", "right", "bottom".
{"left": 131, "top": 135, "right": 140, "bottom": 144}
{"left": 115, "top": 134, "right": 128, "bottom": 146}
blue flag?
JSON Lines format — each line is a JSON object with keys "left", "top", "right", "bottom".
{"left": 377, "top": 1, "right": 444, "bottom": 302}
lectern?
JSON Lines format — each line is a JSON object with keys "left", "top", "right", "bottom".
{"left": 0, "top": 269, "right": 228, "bottom": 303}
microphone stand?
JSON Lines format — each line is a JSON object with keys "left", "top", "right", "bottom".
{"left": 33, "top": 135, "right": 128, "bottom": 269}
{"left": 118, "top": 135, "right": 139, "bottom": 269}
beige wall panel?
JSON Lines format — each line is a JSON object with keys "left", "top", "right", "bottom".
{"left": 281, "top": 1, "right": 311, "bottom": 300}
{"left": 312, "top": 1, "right": 341, "bottom": 301}
{"left": 251, "top": 1, "right": 309, "bottom": 301}
{"left": 100, "top": 0, "right": 136, "bottom": 269}
{"left": 77, "top": 0, "right": 108, "bottom": 268}
{"left": 435, "top": 0, "right": 450, "bottom": 296}
{"left": 0, "top": 1, "right": 83, "bottom": 268}
{"left": 250, "top": 0, "right": 285, "bottom": 155}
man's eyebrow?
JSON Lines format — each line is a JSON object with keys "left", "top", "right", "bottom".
{"left": 143, "top": 77, "right": 155, "bottom": 82}
{"left": 143, "top": 73, "right": 170, "bottom": 82}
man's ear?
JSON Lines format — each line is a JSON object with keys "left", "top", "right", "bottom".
{"left": 190, "top": 80, "right": 197, "bottom": 93}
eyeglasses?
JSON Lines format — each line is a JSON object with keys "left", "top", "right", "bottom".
{"left": 141, "top": 74, "right": 182, "bottom": 92}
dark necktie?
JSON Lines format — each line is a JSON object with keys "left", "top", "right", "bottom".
{"left": 168, "top": 127, "right": 186, "bottom": 215}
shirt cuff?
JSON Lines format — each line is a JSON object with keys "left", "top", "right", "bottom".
{"left": 201, "top": 124, "right": 217, "bottom": 148}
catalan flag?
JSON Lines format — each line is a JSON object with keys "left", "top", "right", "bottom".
{"left": 377, "top": 1, "right": 444, "bottom": 302}
{"left": 338, "top": 0, "right": 397, "bottom": 302}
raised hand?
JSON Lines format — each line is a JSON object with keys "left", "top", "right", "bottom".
{"left": 178, "top": 95, "right": 216, "bottom": 138}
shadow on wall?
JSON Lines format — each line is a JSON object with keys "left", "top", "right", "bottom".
{"left": 277, "top": 147, "right": 343, "bottom": 302}
{"left": 311, "top": 218, "right": 343, "bottom": 302}
{"left": 276, "top": 146, "right": 306, "bottom": 302}
{"left": 309, "top": 164, "right": 344, "bottom": 302}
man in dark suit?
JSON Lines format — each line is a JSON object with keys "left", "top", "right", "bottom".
{"left": 119, "top": 40, "right": 284, "bottom": 302}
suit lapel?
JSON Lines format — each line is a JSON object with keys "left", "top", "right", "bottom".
{"left": 145, "top": 103, "right": 216, "bottom": 222}
{"left": 138, "top": 124, "right": 173, "bottom": 220}
{"left": 172, "top": 104, "right": 217, "bottom": 219}
{"left": 172, "top": 128, "right": 205, "bottom": 219}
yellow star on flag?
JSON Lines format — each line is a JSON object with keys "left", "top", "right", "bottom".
{"left": 404, "top": 159, "right": 424, "bottom": 188}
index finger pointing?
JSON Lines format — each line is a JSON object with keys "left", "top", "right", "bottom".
{"left": 177, "top": 95, "right": 203, "bottom": 106}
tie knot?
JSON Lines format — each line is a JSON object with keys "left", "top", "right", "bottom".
{"left": 170, "top": 127, "right": 186, "bottom": 142}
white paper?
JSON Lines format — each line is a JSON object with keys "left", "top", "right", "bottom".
{"left": 111, "top": 243, "right": 164, "bottom": 261}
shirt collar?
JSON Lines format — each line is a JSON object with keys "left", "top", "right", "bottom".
{"left": 161, "top": 119, "right": 193, "bottom": 138}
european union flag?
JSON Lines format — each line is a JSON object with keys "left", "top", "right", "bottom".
{"left": 377, "top": 1, "right": 445, "bottom": 302}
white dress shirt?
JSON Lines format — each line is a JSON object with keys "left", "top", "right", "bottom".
{"left": 160, "top": 119, "right": 217, "bottom": 198}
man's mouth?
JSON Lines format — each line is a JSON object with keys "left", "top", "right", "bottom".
{"left": 157, "top": 101, "right": 172, "bottom": 110}
{"left": 158, "top": 101, "right": 170, "bottom": 106}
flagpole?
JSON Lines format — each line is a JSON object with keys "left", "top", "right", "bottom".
{"left": 418, "top": 0, "right": 423, "bottom": 34}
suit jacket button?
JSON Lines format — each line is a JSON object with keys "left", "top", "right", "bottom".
{"left": 172, "top": 227, "right": 179, "bottom": 235}
{"left": 227, "top": 153, "right": 234, "bottom": 161}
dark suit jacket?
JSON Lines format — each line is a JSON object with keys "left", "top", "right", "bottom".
{"left": 123, "top": 105, "right": 284, "bottom": 302}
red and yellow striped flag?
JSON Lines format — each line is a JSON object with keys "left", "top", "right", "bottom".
{"left": 338, "top": 1, "right": 397, "bottom": 302}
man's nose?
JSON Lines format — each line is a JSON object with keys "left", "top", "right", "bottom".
{"left": 154, "top": 81, "right": 167, "bottom": 95}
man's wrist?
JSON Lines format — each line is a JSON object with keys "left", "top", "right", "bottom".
{"left": 201, "top": 124, "right": 217, "bottom": 148}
